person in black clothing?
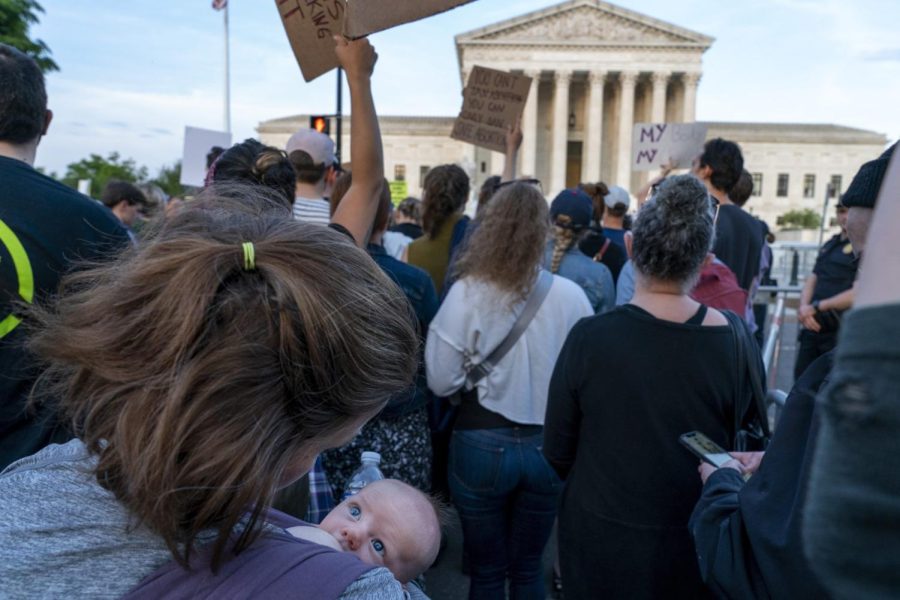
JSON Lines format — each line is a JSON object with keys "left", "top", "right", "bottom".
{"left": 689, "top": 352, "right": 832, "bottom": 599}
{"left": 544, "top": 175, "right": 761, "bottom": 599}
{"left": 577, "top": 181, "right": 627, "bottom": 283}
{"left": 390, "top": 196, "right": 424, "bottom": 240}
{"left": 794, "top": 203, "right": 857, "bottom": 380}
{"left": 0, "top": 44, "right": 130, "bottom": 469}
{"left": 693, "top": 138, "right": 763, "bottom": 293}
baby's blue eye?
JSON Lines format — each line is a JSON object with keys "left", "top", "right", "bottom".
{"left": 349, "top": 505, "right": 361, "bottom": 518}
{"left": 372, "top": 539, "right": 385, "bottom": 556}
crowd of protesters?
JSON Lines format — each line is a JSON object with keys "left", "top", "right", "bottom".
{"left": 0, "top": 32, "right": 899, "bottom": 600}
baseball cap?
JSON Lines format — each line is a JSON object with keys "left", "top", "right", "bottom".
{"left": 550, "top": 189, "right": 593, "bottom": 230}
{"left": 285, "top": 128, "right": 337, "bottom": 166}
{"left": 841, "top": 142, "right": 896, "bottom": 209}
{"left": 604, "top": 185, "right": 631, "bottom": 210}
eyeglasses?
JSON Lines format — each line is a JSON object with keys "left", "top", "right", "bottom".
{"left": 494, "top": 178, "right": 543, "bottom": 195}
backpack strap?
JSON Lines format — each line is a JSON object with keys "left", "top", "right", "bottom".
{"left": 593, "top": 238, "right": 612, "bottom": 262}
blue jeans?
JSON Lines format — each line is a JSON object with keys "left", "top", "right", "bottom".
{"left": 449, "top": 427, "right": 562, "bottom": 600}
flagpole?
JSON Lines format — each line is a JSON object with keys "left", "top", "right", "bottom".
{"left": 223, "top": 3, "right": 231, "bottom": 133}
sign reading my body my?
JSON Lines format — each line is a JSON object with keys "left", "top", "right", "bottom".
{"left": 451, "top": 66, "right": 532, "bottom": 154}
{"left": 631, "top": 122, "right": 708, "bottom": 171}
{"left": 276, "top": 0, "right": 346, "bottom": 82}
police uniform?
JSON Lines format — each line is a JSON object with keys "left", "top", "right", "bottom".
{"left": 794, "top": 233, "right": 858, "bottom": 379}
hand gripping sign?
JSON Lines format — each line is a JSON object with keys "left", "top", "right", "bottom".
{"left": 450, "top": 66, "right": 533, "bottom": 154}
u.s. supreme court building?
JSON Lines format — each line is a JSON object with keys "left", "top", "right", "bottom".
{"left": 259, "top": 0, "right": 888, "bottom": 227}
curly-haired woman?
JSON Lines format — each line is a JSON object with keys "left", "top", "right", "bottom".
{"left": 426, "top": 182, "right": 592, "bottom": 599}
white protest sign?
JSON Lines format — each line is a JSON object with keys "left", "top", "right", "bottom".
{"left": 180, "top": 126, "right": 232, "bottom": 188}
{"left": 631, "top": 123, "right": 708, "bottom": 171}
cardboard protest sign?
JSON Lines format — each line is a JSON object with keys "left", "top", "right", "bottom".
{"left": 631, "top": 122, "right": 708, "bottom": 171}
{"left": 451, "top": 66, "right": 533, "bottom": 154}
{"left": 276, "top": 0, "right": 346, "bottom": 82}
{"left": 180, "top": 126, "right": 232, "bottom": 187}
{"left": 343, "top": 0, "right": 474, "bottom": 39}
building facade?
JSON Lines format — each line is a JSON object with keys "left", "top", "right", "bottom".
{"left": 258, "top": 0, "right": 888, "bottom": 227}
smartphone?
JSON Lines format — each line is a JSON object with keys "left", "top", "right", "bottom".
{"left": 679, "top": 431, "right": 734, "bottom": 468}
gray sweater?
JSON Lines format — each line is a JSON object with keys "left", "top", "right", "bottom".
{"left": 0, "top": 440, "right": 414, "bottom": 599}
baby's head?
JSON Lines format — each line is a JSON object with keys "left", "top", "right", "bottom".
{"left": 319, "top": 479, "right": 442, "bottom": 583}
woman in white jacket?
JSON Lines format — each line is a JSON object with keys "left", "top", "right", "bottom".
{"left": 426, "top": 182, "right": 592, "bottom": 599}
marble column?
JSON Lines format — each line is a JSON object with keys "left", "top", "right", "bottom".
{"left": 650, "top": 72, "right": 668, "bottom": 124}
{"left": 551, "top": 70, "right": 572, "bottom": 194}
{"left": 615, "top": 71, "right": 638, "bottom": 190}
{"left": 520, "top": 70, "right": 540, "bottom": 178}
{"left": 682, "top": 73, "right": 701, "bottom": 123}
{"left": 582, "top": 71, "right": 606, "bottom": 183}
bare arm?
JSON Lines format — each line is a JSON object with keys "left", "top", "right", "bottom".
{"left": 819, "top": 285, "right": 855, "bottom": 313}
{"left": 501, "top": 119, "right": 523, "bottom": 182}
{"left": 330, "top": 37, "right": 383, "bottom": 247}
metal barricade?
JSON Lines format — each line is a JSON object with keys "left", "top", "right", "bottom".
{"left": 755, "top": 285, "right": 803, "bottom": 429}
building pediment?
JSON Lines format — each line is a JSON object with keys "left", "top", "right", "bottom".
{"left": 456, "top": 0, "right": 713, "bottom": 49}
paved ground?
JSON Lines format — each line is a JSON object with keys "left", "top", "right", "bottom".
{"left": 422, "top": 308, "right": 802, "bottom": 600}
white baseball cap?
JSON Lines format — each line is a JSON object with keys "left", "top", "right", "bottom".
{"left": 604, "top": 185, "right": 631, "bottom": 210}
{"left": 285, "top": 128, "right": 336, "bottom": 166}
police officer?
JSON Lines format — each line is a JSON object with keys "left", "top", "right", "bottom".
{"left": 794, "top": 202, "right": 858, "bottom": 380}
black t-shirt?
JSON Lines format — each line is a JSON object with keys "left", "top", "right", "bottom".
{"left": 390, "top": 222, "right": 423, "bottom": 240}
{"left": 812, "top": 234, "right": 857, "bottom": 302}
{"left": 0, "top": 156, "right": 129, "bottom": 469}
{"left": 713, "top": 204, "right": 764, "bottom": 292}
{"left": 578, "top": 228, "right": 627, "bottom": 283}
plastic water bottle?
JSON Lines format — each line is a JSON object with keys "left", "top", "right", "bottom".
{"left": 341, "top": 451, "right": 385, "bottom": 501}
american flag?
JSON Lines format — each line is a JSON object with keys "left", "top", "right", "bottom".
{"left": 212, "top": 0, "right": 227, "bottom": 10}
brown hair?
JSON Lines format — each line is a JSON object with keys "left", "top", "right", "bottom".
{"left": 453, "top": 183, "right": 548, "bottom": 300}
{"left": 549, "top": 226, "right": 575, "bottom": 274}
{"left": 288, "top": 149, "right": 329, "bottom": 184}
{"left": 27, "top": 186, "right": 418, "bottom": 571}
{"left": 330, "top": 172, "right": 392, "bottom": 234}
{"left": 212, "top": 139, "right": 296, "bottom": 209}
{"left": 580, "top": 182, "right": 609, "bottom": 223}
{"left": 421, "top": 164, "right": 470, "bottom": 238}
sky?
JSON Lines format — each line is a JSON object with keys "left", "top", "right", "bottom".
{"left": 30, "top": 0, "right": 900, "bottom": 177}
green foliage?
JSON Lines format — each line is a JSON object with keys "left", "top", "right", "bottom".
{"left": 0, "top": 0, "right": 58, "bottom": 73}
{"left": 151, "top": 161, "right": 184, "bottom": 198}
{"left": 62, "top": 152, "right": 148, "bottom": 197}
{"left": 776, "top": 209, "right": 822, "bottom": 230}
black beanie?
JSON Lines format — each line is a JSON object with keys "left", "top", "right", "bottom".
{"left": 841, "top": 142, "right": 897, "bottom": 208}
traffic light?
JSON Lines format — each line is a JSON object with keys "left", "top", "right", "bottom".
{"left": 309, "top": 115, "right": 330, "bottom": 135}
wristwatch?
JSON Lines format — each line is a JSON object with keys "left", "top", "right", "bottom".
{"left": 811, "top": 300, "right": 821, "bottom": 313}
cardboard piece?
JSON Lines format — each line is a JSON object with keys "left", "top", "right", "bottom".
{"left": 631, "top": 122, "right": 708, "bottom": 171}
{"left": 343, "top": 0, "right": 474, "bottom": 39}
{"left": 180, "top": 126, "right": 232, "bottom": 188}
{"left": 276, "top": 0, "right": 346, "bottom": 82}
{"left": 450, "top": 66, "right": 533, "bottom": 154}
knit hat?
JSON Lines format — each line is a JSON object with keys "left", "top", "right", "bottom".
{"left": 285, "top": 128, "right": 336, "bottom": 166}
{"left": 550, "top": 189, "right": 593, "bottom": 231}
{"left": 604, "top": 185, "right": 631, "bottom": 210}
{"left": 841, "top": 142, "right": 896, "bottom": 209}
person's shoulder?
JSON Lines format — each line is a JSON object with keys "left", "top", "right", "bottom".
{"left": 377, "top": 252, "right": 432, "bottom": 284}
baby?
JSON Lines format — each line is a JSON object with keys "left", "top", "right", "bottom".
{"left": 287, "top": 479, "right": 442, "bottom": 584}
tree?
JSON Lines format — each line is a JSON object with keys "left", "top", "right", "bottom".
{"left": 776, "top": 209, "right": 821, "bottom": 230}
{"left": 62, "top": 152, "right": 148, "bottom": 197}
{"left": 152, "top": 161, "right": 184, "bottom": 198}
{"left": 0, "top": 0, "right": 58, "bottom": 73}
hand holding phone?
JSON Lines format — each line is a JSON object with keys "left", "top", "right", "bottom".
{"left": 679, "top": 431, "right": 734, "bottom": 468}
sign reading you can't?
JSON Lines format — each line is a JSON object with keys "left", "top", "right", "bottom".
{"left": 631, "top": 122, "right": 708, "bottom": 171}
{"left": 451, "top": 66, "right": 533, "bottom": 154}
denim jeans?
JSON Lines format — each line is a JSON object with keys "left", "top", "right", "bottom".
{"left": 449, "top": 427, "right": 562, "bottom": 600}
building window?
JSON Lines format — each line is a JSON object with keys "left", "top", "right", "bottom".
{"left": 419, "top": 165, "right": 430, "bottom": 184}
{"left": 777, "top": 173, "right": 789, "bottom": 197}
{"left": 751, "top": 173, "right": 763, "bottom": 197}
{"left": 394, "top": 164, "right": 406, "bottom": 181}
{"left": 803, "top": 174, "right": 816, "bottom": 198}
{"left": 830, "top": 174, "right": 843, "bottom": 198}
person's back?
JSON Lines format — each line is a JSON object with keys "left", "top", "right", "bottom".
{"left": 714, "top": 204, "right": 764, "bottom": 291}
{"left": 0, "top": 44, "right": 129, "bottom": 469}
